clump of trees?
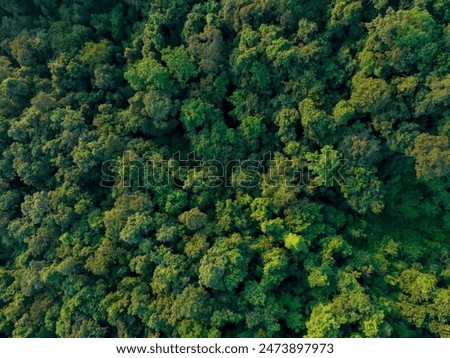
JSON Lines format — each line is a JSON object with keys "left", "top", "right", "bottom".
{"left": 0, "top": 0, "right": 449, "bottom": 338}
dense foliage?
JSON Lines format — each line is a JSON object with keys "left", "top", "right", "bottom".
{"left": 0, "top": 0, "right": 449, "bottom": 338}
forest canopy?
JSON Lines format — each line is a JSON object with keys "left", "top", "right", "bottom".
{"left": 0, "top": 0, "right": 449, "bottom": 338}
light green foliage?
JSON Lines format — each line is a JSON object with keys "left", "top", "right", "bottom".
{"left": 284, "top": 233, "right": 307, "bottom": 253}
{"left": 80, "top": 40, "right": 114, "bottom": 68}
{"left": 199, "top": 234, "right": 250, "bottom": 291}
{"left": 125, "top": 58, "right": 175, "bottom": 92}
{"left": 178, "top": 208, "right": 207, "bottom": 230}
{"left": 350, "top": 73, "right": 391, "bottom": 113}
{"left": 333, "top": 100, "right": 355, "bottom": 125}
{"left": 340, "top": 166, "right": 384, "bottom": 214}
{"left": 240, "top": 115, "right": 266, "bottom": 141}
{"left": 162, "top": 46, "right": 198, "bottom": 84}
{"left": 306, "top": 303, "right": 340, "bottom": 337}
{"left": 410, "top": 133, "right": 450, "bottom": 180}
{"left": 299, "top": 98, "right": 335, "bottom": 144}
{"left": 179, "top": 98, "right": 212, "bottom": 131}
